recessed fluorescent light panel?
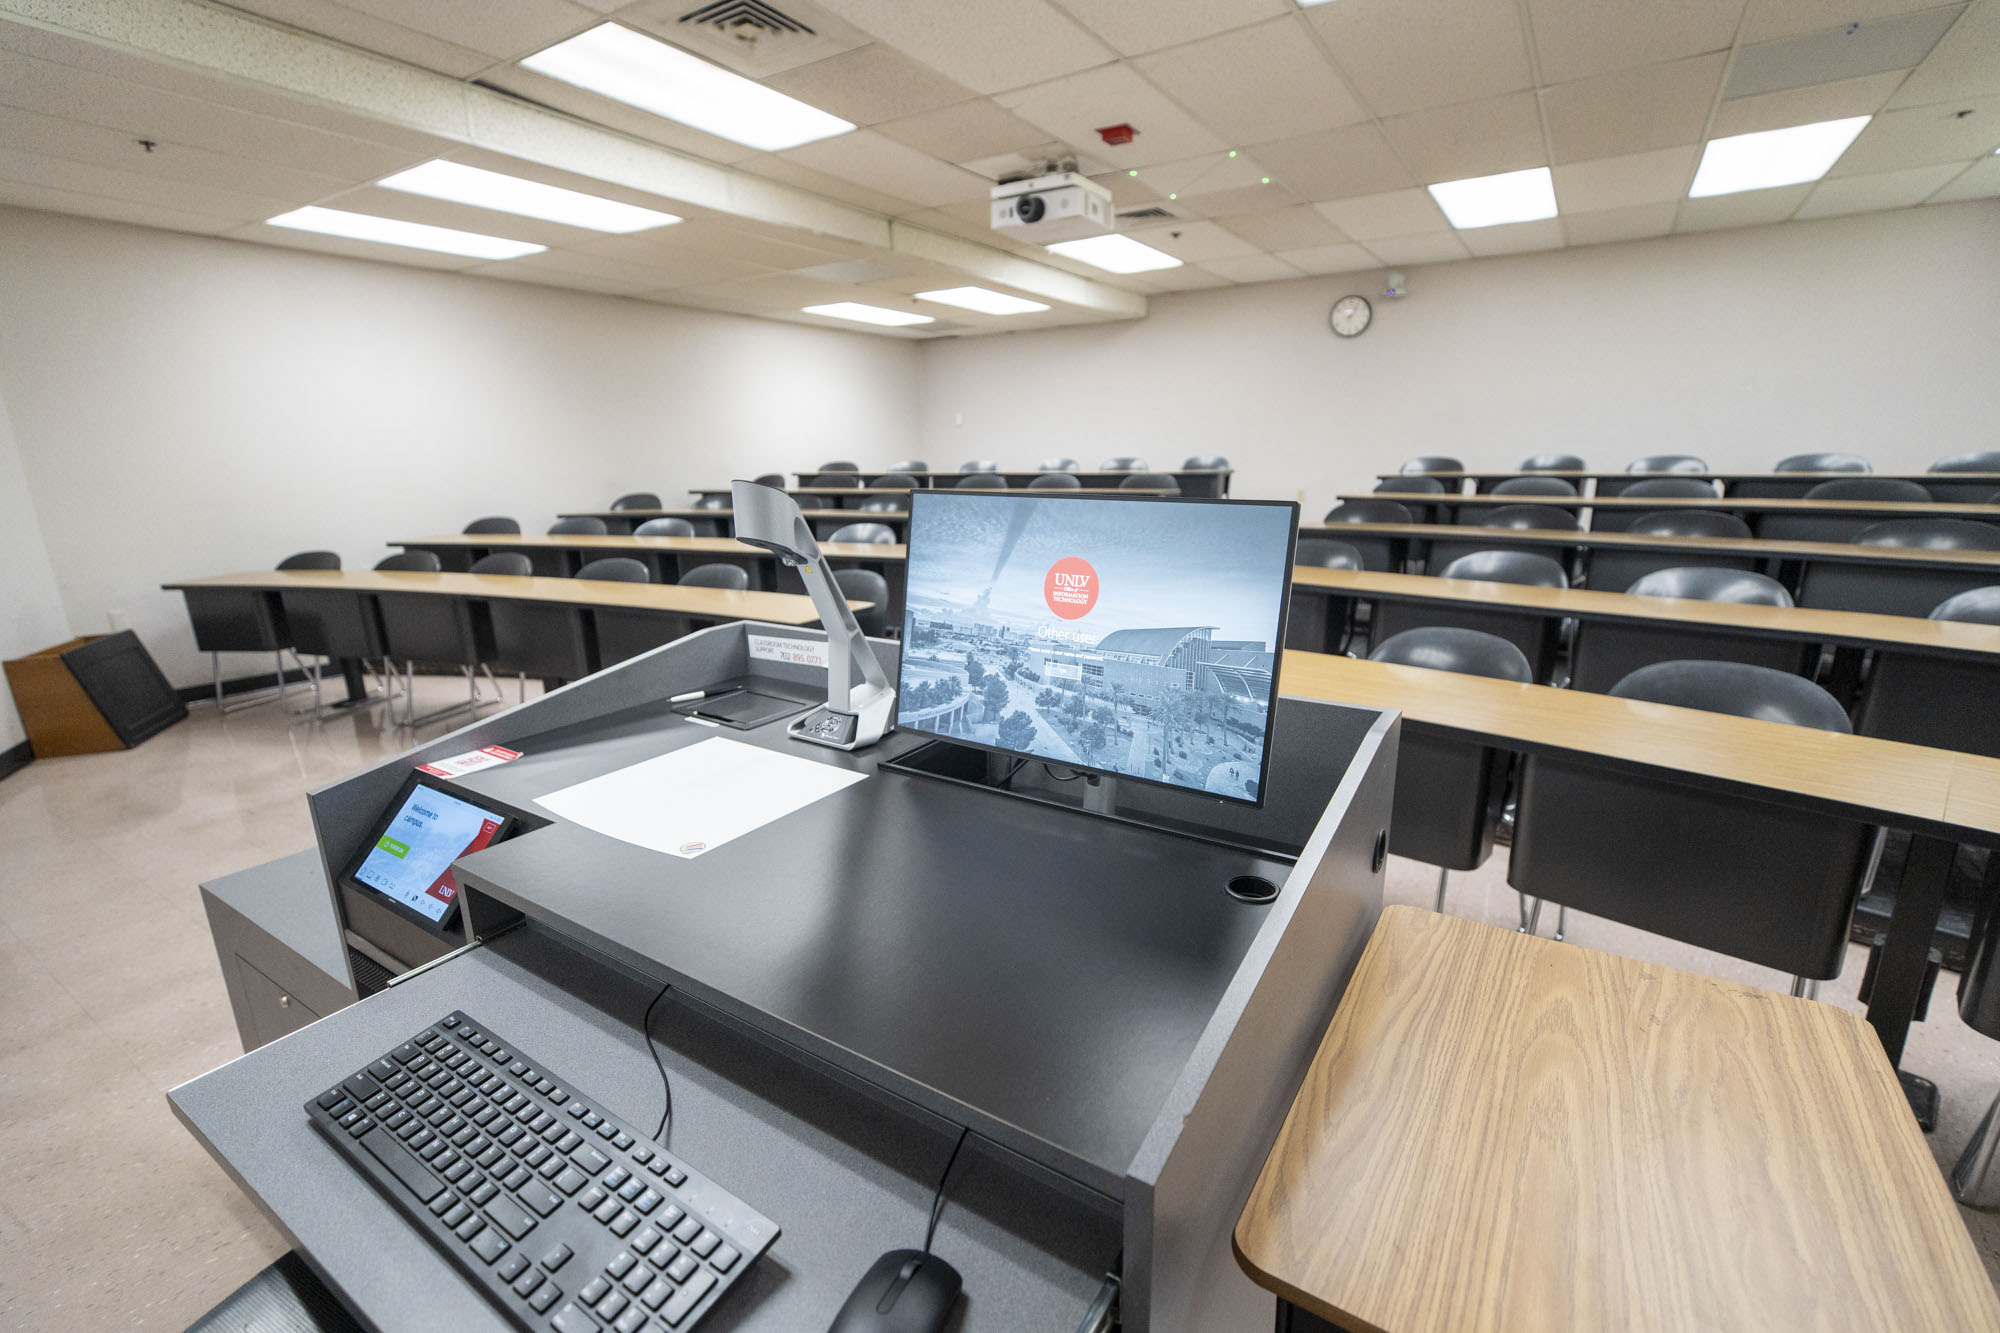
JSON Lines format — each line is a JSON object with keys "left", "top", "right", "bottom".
{"left": 1044, "top": 234, "right": 1183, "bottom": 274}
{"left": 1689, "top": 116, "right": 1871, "bottom": 198}
{"left": 802, "top": 303, "right": 935, "bottom": 327}
{"left": 265, "top": 206, "right": 544, "bottom": 259}
{"left": 915, "top": 286, "right": 1051, "bottom": 315}
{"left": 1427, "top": 167, "right": 1558, "bottom": 229}
{"left": 521, "top": 24, "right": 854, "bottom": 152}
{"left": 378, "top": 160, "right": 679, "bottom": 233}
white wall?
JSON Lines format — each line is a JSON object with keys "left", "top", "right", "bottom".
{"left": 0, "top": 383, "right": 72, "bottom": 751}
{"left": 919, "top": 201, "right": 2000, "bottom": 520}
{"left": 0, "top": 207, "right": 920, "bottom": 688}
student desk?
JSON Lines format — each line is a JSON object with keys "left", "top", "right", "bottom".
{"left": 562, "top": 507, "right": 910, "bottom": 537}
{"left": 1376, "top": 470, "right": 2000, "bottom": 502}
{"left": 791, "top": 467, "right": 1234, "bottom": 497}
{"left": 694, "top": 485, "right": 1171, "bottom": 502}
{"left": 1277, "top": 650, "right": 2000, "bottom": 1092}
{"left": 165, "top": 570, "right": 856, "bottom": 706}
{"left": 1302, "top": 521, "right": 2000, "bottom": 616}
{"left": 1337, "top": 491, "right": 2000, "bottom": 538}
{"left": 1233, "top": 906, "right": 2000, "bottom": 1333}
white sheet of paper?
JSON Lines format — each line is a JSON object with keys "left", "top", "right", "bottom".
{"left": 534, "top": 736, "right": 865, "bottom": 859}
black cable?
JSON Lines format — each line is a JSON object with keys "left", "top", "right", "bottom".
{"left": 1041, "top": 762, "right": 1082, "bottom": 782}
{"left": 642, "top": 979, "right": 675, "bottom": 1143}
{"left": 923, "top": 1127, "right": 970, "bottom": 1254}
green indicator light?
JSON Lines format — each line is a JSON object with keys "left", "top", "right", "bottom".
{"left": 1168, "top": 193, "right": 1177, "bottom": 200}
{"left": 1227, "top": 150, "right": 1238, "bottom": 158}
{"left": 1261, "top": 177, "right": 1271, "bottom": 184}
{"left": 1127, "top": 169, "right": 1138, "bottom": 176}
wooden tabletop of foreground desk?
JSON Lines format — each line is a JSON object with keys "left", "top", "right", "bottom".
{"left": 1234, "top": 906, "right": 2000, "bottom": 1333}
{"left": 162, "top": 569, "right": 859, "bottom": 625}
{"left": 1278, "top": 650, "right": 2000, "bottom": 839}
{"left": 1291, "top": 566, "right": 2000, "bottom": 657}
{"left": 396, "top": 534, "right": 908, "bottom": 560}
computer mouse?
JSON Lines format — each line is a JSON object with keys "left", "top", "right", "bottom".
{"left": 826, "top": 1248, "right": 962, "bottom": 1333}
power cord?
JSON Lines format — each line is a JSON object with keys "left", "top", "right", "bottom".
{"left": 642, "top": 979, "right": 675, "bottom": 1143}
{"left": 923, "top": 1127, "right": 970, "bottom": 1254}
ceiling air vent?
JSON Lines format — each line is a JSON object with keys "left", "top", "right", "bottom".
{"left": 624, "top": 0, "right": 867, "bottom": 76}
{"left": 1118, "top": 206, "right": 1179, "bottom": 221}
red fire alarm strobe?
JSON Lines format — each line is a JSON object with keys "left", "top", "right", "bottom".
{"left": 1096, "top": 123, "right": 1136, "bottom": 146}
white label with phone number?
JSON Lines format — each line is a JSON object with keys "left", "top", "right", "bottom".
{"left": 747, "top": 634, "right": 829, "bottom": 669}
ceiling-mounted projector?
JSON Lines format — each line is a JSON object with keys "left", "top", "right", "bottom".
{"left": 990, "top": 171, "right": 1113, "bottom": 242}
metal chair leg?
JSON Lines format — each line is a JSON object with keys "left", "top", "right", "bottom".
{"left": 1526, "top": 898, "right": 1543, "bottom": 936}
{"left": 1517, "top": 891, "right": 1533, "bottom": 932}
{"left": 1789, "top": 976, "right": 1821, "bottom": 1000}
{"left": 1553, "top": 905, "right": 1567, "bottom": 943}
{"left": 1434, "top": 866, "right": 1449, "bottom": 913}
{"left": 1952, "top": 1087, "right": 2000, "bottom": 1206}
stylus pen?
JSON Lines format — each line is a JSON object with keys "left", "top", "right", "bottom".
{"left": 669, "top": 690, "right": 706, "bottom": 703}
{"left": 385, "top": 918, "right": 525, "bottom": 987}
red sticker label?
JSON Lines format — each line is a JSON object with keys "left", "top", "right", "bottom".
{"left": 1044, "top": 557, "right": 1100, "bottom": 620}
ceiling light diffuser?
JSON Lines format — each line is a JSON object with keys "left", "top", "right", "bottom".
{"left": 1044, "top": 234, "right": 1183, "bottom": 274}
{"left": 802, "top": 303, "right": 935, "bottom": 327}
{"left": 265, "top": 206, "right": 544, "bottom": 259}
{"left": 1689, "top": 117, "right": 1871, "bottom": 198}
{"left": 378, "top": 160, "right": 679, "bottom": 233}
{"left": 522, "top": 24, "right": 854, "bottom": 152}
{"left": 1427, "top": 167, "right": 1558, "bottom": 229}
{"left": 915, "top": 286, "right": 1051, "bottom": 315}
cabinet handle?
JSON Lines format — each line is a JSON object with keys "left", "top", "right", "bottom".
{"left": 278, "top": 994, "right": 291, "bottom": 1008}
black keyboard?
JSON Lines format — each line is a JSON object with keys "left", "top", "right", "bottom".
{"left": 306, "top": 1011, "right": 778, "bottom": 1332}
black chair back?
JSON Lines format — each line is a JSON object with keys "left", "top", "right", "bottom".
{"left": 956, "top": 474, "right": 1009, "bottom": 489}
{"left": 1371, "top": 627, "right": 1532, "bottom": 681}
{"left": 828, "top": 523, "right": 898, "bottom": 545}
{"left": 1375, "top": 476, "right": 1445, "bottom": 494}
{"left": 1802, "top": 478, "right": 1930, "bottom": 502}
{"left": 375, "top": 551, "right": 441, "bottom": 572}
{"left": 808, "top": 472, "right": 862, "bottom": 488}
{"left": 1399, "top": 455, "right": 1462, "bottom": 475}
{"left": 1182, "top": 455, "right": 1229, "bottom": 469}
{"left": 548, "top": 517, "right": 608, "bottom": 536}
{"left": 1326, "top": 499, "right": 1413, "bottom": 524}
{"left": 1492, "top": 476, "right": 1578, "bottom": 497}
{"left": 1120, "top": 472, "right": 1180, "bottom": 494}
{"left": 958, "top": 460, "right": 1000, "bottom": 472}
{"left": 1038, "top": 458, "right": 1080, "bottom": 472}
{"left": 873, "top": 473, "right": 921, "bottom": 489}
{"left": 470, "top": 553, "right": 532, "bottom": 576}
{"left": 1612, "top": 660, "right": 1850, "bottom": 730}
{"left": 1930, "top": 451, "right": 2000, "bottom": 473}
{"left": 833, "top": 569, "right": 890, "bottom": 638}
{"left": 1479, "top": 504, "right": 1578, "bottom": 532}
{"left": 1776, "top": 452, "right": 1870, "bottom": 473}
{"left": 1626, "top": 454, "right": 1707, "bottom": 474}
{"left": 678, "top": 563, "right": 750, "bottom": 590}
{"left": 818, "top": 461, "right": 859, "bottom": 472}
{"left": 610, "top": 492, "right": 661, "bottom": 510}
{"left": 1933, "top": 586, "right": 2000, "bottom": 624}
{"left": 1520, "top": 453, "right": 1585, "bottom": 472}
{"left": 1099, "top": 457, "right": 1149, "bottom": 471}
{"left": 1857, "top": 518, "right": 2000, "bottom": 550}
{"left": 1625, "top": 566, "right": 1790, "bottom": 604}
{"left": 278, "top": 551, "right": 340, "bottom": 570}
{"left": 634, "top": 518, "right": 695, "bottom": 538}
{"left": 1621, "top": 478, "right": 1718, "bottom": 499}
{"left": 1629, "top": 509, "right": 1751, "bottom": 538}
{"left": 577, "top": 557, "right": 651, "bottom": 583}
{"left": 463, "top": 516, "right": 520, "bottom": 535}
{"left": 860, "top": 497, "right": 904, "bottom": 513}
{"left": 1029, "top": 473, "right": 1082, "bottom": 489}
{"left": 888, "top": 459, "right": 931, "bottom": 474}
{"left": 1295, "top": 539, "right": 1362, "bottom": 569}
{"left": 1439, "top": 550, "right": 1567, "bottom": 587}
{"left": 692, "top": 496, "right": 730, "bottom": 511}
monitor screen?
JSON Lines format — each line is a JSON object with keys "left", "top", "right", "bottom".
{"left": 349, "top": 782, "right": 508, "bottom": 925}
{"left": 896, "top": 491, "right": 1297, "bottom": 804}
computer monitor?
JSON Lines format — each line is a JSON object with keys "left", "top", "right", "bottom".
{"left": 897, "top": 490, "right": 1298, "bottom": 805}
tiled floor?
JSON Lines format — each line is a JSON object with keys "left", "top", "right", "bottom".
{"left": 0, "top": 674, "right": 1995, "bottom": 1327}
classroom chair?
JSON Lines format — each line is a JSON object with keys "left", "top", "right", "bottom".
{"left": 1856, "top": 587, "right": 2000, "bottom": 761}
{"left": 1521, "top": 453, "right": 1586, "bottom": 472}
{"left": 873, "top": 473, "right": 920, "bottom": 489}
{"left": 1029, "top": 472, "right": 1081, "bottom": 489}
{"left": 956, "top": 473, "right": 1009, "bottom": 489}
{"left": 1568, "top": 567, "right": 1809, "bottom": 695}
{"left": 1758, "top": 476, "right": 1935, "bottom": 542}
{"left": 1947, "top": 855, "right": 2000, "bottom": 1205}
{"left": 609, "top": 492, "right": 661, "bottom": 510}
{"left": 827, "top": 523, "right": 898, "bottom": 545}
{"left": 859, "top": 497, "right": 904, "bottom": 513}
{"left": 959, "top": 460, "right": 1001, "bottom": 472}
{"left": 270, "top": 551, "right": 363, "bottom": 718}
{"left": 1928, "top": 451, "right": 2000, "bottom": 501}
{"left": 678, "top": 562, "right": 751, "bottom": 590}
{"left": 888, "top": 459, "right": 930, "bottom": 474}
{"left": 1587, "top": 510, "right": 1757, "bottom": 592}
{"left": 374, "top": 554, "right": 503, "bottom": 729}
{"left": 1428, "top": 504, "right": 1579, "bottom": 573}
{"left": 1038, "top": 457, "right": 1080, "bottom": 471}
{"left": 1120, "top": 472, "right": 1180, "bottom": 494}
{"left": 818, "top": 460, "right": 859, "bottom": 472}
{"left": 1286, "top": 540, "right": 1365, "bottom": 653}
{"left": 1597, "top": 475, "right": 1722, "bottom": 528}
{"left": 1182, "top": 454, "right": 1229, "bottom": 469}
{"left": 1398, "top": 455, "right": 1462, "bottom": 475}
{"left": 1100, "top": 456, "right": 1150, "bottom": 471}
{"left": 1321, "top": 499, "right": 1413, "bottom": 572}
{"left": 1368, "top": 627, "right": 1533, "bottom": 914}
{"left": 1370, "top": 549, "right": 1566, "bottom": 680}
{"left": 1374, "top": 474, "right": 1446, "bottom": 522}
{"left": 834, "top": 569, "right": 890, "bottom": 638}
{"left": 462, "top": 516, "right": 520, "bottom": 535}
{"left": 633, "top": 517, "right": 695, "bottom": 537}
{"left": 548, "top": 517, "right": 608, "bottom": 536}
{"left": 808, "top": 471, "right": 862, "bottom": 488}
{"left": 1776, "top": 452, "right": 1871, "bottom": 473}
{"left": 1509, "top": 661, "right": 1879, "bottom": 993}
{"left": 1625, "top": 453, "right": 1708, "bottom": 474}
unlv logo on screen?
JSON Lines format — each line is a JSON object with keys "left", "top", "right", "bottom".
{"left": 1044, "top": 557, "right": 1099, "bottom": 620}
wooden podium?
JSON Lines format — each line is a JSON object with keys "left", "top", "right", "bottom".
{"left": 4, "top": 631, "right": 187, "bottom": 757}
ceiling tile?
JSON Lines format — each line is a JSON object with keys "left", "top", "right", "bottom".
{"left": 1219, "top": 204, "right": 1349, "bottom": 249}
{"left": 1724, "top": 7, "right": 1964, "bottom": 99}
{"left": 1929, "top": 153, "right": 2000, "bottom": 199}
{"left": 1561, "top": 201, "right": 1680, "bottom": 244}
{"left": 1178, "top": 181, "right": 1303, "bottom": 218}
{"left": 0, "top": 178, "right": 239, "bottom": 235}
{"left": 996, "top": 63, "right": 1228, "bottom": 168}
{"left": 1459, "top": 217, "right": 1566, "bottom": 255}
{"left": 219, "top": 0, "right": 495, "bottom": 77}
{"left": 1361, "top": 232, "right": 1472, "bottom": 264}
{"left": 875, "top": 98, "right": 1052, "bottom": 163}
{"left": 0, "top": 144, "right": 298, "bottom": 222}
{"left": 1276, "top": 242, "right": 1380, "bottom": 274}
{"left": 302, "top": 0, "right": 599, "bottom": 63}
{"left": 957, "top": 143, "right": 1113, "bottom": 181}
{"left": 1134, "top": 17, "right": 1369, "bottom": 146}
{"left": 735, "top": 155, "right": 915, "bottom": 216}
{"left": 1248, "top": 123, "right": 1415, "bottom": 200}
{"left": 1527, "top": 0, "right": 1747, "bottom": 83}
{"left": 566, "top": 236, "right": 772, "bottom": 287}
{"left": 1126, "top": 152, "right": 1266, "bottom": 197}
{"left": 1552, "top": 146, "right": 1699, "bottom": 211}
{"left": 1541, "top": 54, "right": 1727, "bottom": 163}
{"left": 464, "top": 258, "right": 644, "bottom": 296}
{"left": 1090, "top": 170, "right": 1166, "bottom": 206}
{"left": 1889, "top": 0, "right": 2000, "bottom": 106}
{"left": 1710, "top": 70, "right": 1909, "bottom": 137}
{"left": 1379, "top": 92, "right": 1546, "bottom": 183}
{"left": 1795, "top": 162, "right": 1964, "bottom": 215}
{"left": 0, "top": 104, "right": 354, "bottom": 204}
{"left": 1745, "top": 0, "right": 1958, "bottom": 43}
{"left": 1832, "top": 94, "right": 2000, "bottom": 172}
{"left": 1315, "top": 187, "right": 1451, "bottom": 239}
{"left": 1120, "top": 218, "right": 1260, "bottom": 261}
{"left": 779, "top": 129, "right": 992, "bottom": 207}
{"left": 1057, "top": 0, "right": 1286, "bottom": 57}
{"left": 1305, "top": 0, "right": 1533, "bottom": 117}
{"left": 315, "top": 182, "right": 589, "bottom": 247}
{"left": 1675, "top": 182, "right": 1813, "bottom": 229}
{"left": 618, "top": 217, "right": 849, "bottom": 268}
{"left": 812, "top": 0, "right": 1114, "bottom": 96}
{"left": 1141, "top": 264, "right": 1235, "bottom": 290}
{"left": 761, "top": 42, "right": 977, "bottom": 125}
{"left": 1200, "top": 253, "right": 1305, "bottom": 283}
